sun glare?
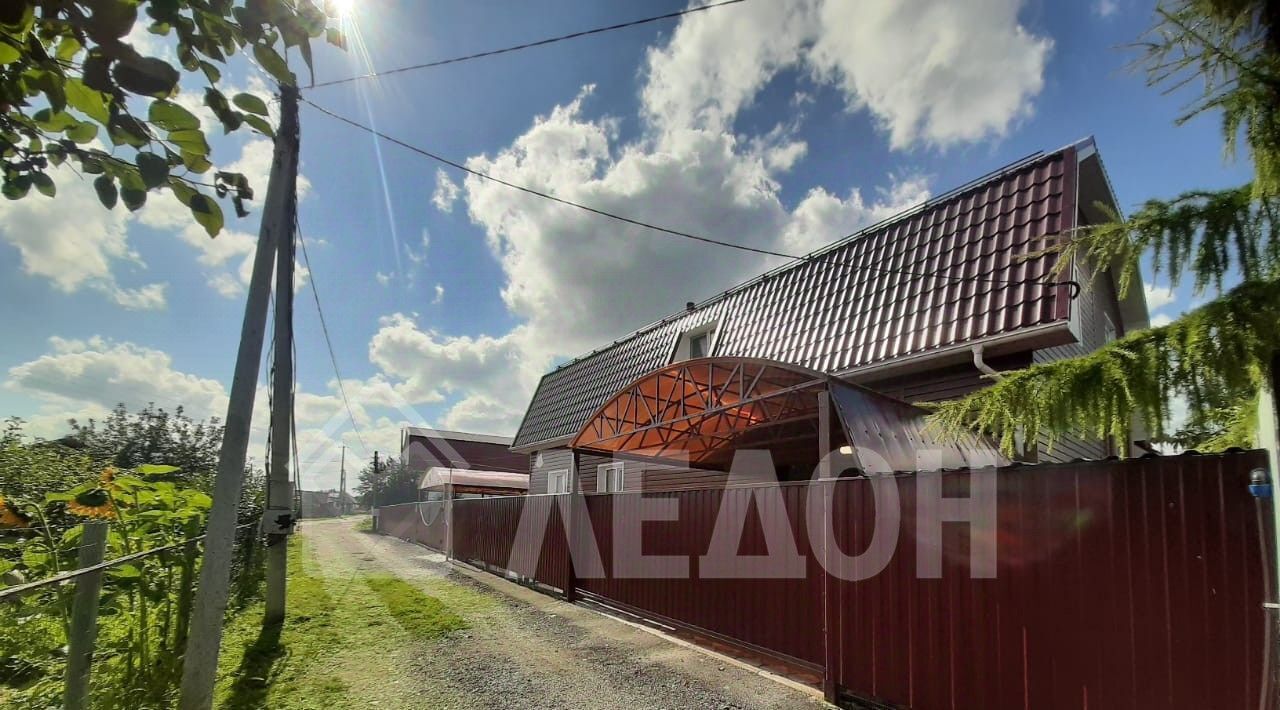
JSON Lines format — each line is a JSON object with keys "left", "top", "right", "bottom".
{"left": 329, "top": 0, "right": 355, "bottom": 19}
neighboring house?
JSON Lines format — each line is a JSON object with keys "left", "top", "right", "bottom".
{"left": 400, "top": 427, "right": 528, "bottom": 475}
{"left": 511, "top": 139, "right": 1150, "bottom": 495}
{"left": 299, "top": 489, "right": 357, "bottom": 518}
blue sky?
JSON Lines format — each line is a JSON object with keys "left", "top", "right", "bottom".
{"left": 0, "top": 0, "right": 1253, "bottom": 489}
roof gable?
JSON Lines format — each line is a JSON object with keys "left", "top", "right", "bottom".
{"left": 513, "top": 145, "right": 1082, "bottom": 450}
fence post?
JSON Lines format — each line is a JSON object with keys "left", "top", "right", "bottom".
{"left": 64, "top": 521, "right": 108, "bottom": 710}
{"left": 564, "top": 451, "right": 579, "bottom": 603}
{"left": 817, "top": 390, "right": 839, "bottom": 704}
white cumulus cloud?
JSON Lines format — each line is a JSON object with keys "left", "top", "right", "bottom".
{"left": 432, "top": 169, "right": 461, "bottom": 213}
{"left": 7, "top": 336, "right": 228, "bottom": 422}
{"left": 1144, "top": 283, "right": 1178, "bottom": 313}
{"left": 808, "top": 0, "right": 1052, "bottom": 148}
{"left": 0, "top": 163, "right": 167, "bottom": 310}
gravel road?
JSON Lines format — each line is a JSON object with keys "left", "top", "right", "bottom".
{"left": 301, "top": 517, "right": 829, "bottom": 710}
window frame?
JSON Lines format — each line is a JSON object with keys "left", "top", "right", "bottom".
{"left": 546, "top": 469, "right": 570, "bottom": 495}
{"left": 596, "top": 461, "right": 625, "bottom": 493}
{"left": 671, "top": 320, "right": 720, "bottom": 363}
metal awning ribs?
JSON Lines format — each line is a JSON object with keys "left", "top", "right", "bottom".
{"left": 571, "top": 357, "right": 1008, "bottom": 473}
{"left": 571, "top": 358, "right": 837, "bottom": 469}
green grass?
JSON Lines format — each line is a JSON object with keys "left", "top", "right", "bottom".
{"left": 217, "top": 539, "right": 348, "bottom": 710}
{"left": 352, "top": 516, "right": 373, "bottom": 533}
{"left": 215, "top": 537, "right": 481, "bottom": 709}
{"left": 365, "top": 576, "right": 467, "bottom": 638}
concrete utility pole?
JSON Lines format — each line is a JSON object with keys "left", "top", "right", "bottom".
{"left": 179, "top": 84, "right": 301, "bottom": 710}
{"left": 264, "top": 145, "right": 298, "bottom": 624}
{"left": 372, "top": 450, "right": 380, "bottom": 509}
{"left": 339, "top": 445, "right": 347, "bottom": 515}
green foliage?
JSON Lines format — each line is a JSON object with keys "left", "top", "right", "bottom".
{"left": 0, "top": 465, "right": 223, "bottom": 707}
{"left": 0, "top": 409, "right": 267, "bottom": 707}
{"left": 928, "top": 279, "right": 1280, "bottom": 454}
{"left": 65, "top": 404, "right": 222, "bottom": 485}
{"left": 929, "top": 0, "right": 1280, "bottom": 452}
{"left": 1160, "top": 397, "right": 1258, "bottom": 450}
{"left": 355, "top": 456, "right": 417, "bottom": 507}
{"left": 1139, "top": 0, "right": 1280, "bottom": 197}
{"left": 1053, "top": 186, "right": 1277, "bottom": 300}
{"left": 0, "top": 0, "right": 345, "bottom": 234}
{"left": 0, "top": 417, "right": 98, "bottom": 506}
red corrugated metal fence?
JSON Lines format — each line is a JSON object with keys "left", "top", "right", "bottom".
{"left": 451, "top": 495, "right": 571, "bottom": 592}
{"left": 829, "top": 453, "right": 1276, "bottom": 709}
{"left": 376, "top": 501, "right": 447, "bottom": 551}
{"left": 577, "top": 486, "right": 826, "bottom": 668}
{"left": 378, "top": 451, "right": 1277, "bottom": 709}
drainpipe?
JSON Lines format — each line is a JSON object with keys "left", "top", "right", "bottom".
{"left": 972, "top": 344, "right": 1003, "bottom": 379}
{"left": 973, "top": 344, "right": 1031, "bottom": 459}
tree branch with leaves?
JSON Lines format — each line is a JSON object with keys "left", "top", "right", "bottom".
{"left": 0, "top": 0, "right": 344, "bottom": 236}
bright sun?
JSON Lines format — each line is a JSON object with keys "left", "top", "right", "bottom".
{"left": 329, "top": 0, "right": 355, "bottom": 18}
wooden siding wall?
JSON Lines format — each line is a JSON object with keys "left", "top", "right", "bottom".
{"left": 529, "top": 447, "right": 574, "bottom": 494}
{"left": 861, "top": 352, "right": 1031, "bottom": 405}
{"left": 1031, "top": 252, "right": 1125, "bottom": 461}
{"left": 577, "top": 453, "right": 779, "bottom": 493}
{"left": 529, "top": 447, "right": 780, "bottom": 494}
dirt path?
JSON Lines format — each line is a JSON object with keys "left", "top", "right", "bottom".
{"left": 301, "top": 517, "right": 828, "bottom": 710}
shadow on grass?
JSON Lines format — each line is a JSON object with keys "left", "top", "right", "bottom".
{"left": 222, "top": 619, "right": 288, "bottom": 710}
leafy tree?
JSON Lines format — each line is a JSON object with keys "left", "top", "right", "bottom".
{"left": 0, "top": 0, "right": 342, "bottom": 235}
{"left": 2, "top": 406, "right": 265, "bottom": 525}
{"left": 355, "top": 456, "right": 417, "bottom": 507}
{"left": 929, "top": 0, "right": 1280, "bottom": 453}
{"left": 66, "top": 404, "right": 222, "bottom": 486}
{"left": 0, "top": 417, "right": 97, "bottom": 505}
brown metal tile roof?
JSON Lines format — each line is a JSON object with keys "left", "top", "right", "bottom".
{"left": 513, "top": 144, "right": 1082, "bottom": 449}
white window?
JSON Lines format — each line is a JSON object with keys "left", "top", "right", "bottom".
{"left": 672, "top": 321, "right": 719, "bottom": 362}
{"left": 689, "top": 332, "right": 710, "bottom": 358}
{"left": 547, "top": 469, "right": 570, "bottom": 495}
{"left": 597, "top": 462, "right": 625, "bottom": 493}
{"left": 1103, "top": 312, "right": 1117, "bottom": 344}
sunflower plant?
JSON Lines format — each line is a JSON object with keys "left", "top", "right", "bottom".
{"left": 1, "top": 463, "right": 225, "bottom": 707}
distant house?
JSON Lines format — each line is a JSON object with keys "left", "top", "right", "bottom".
{"left": 400, "top": 427, "right": 528, "bottom": 475}
{"left": 510, "top": 139, "right": 1150, "bottom": 495}
{"left": 299, "top": 489, "right": 357, "bottom": 518}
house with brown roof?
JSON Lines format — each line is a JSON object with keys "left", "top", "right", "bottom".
{"left": 400, "top": 427, "right": 528, "bottom": 475}
{"left": 510, "top": 139, "right": 1150, "bottom": 495}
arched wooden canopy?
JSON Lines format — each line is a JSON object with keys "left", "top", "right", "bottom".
{"left": 570, "top": 358, "right": 837, "bottom": 470}
{"left": 570, "top": 357, "right": 1006, "bottom": 472}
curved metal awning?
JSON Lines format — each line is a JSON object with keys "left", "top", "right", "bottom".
{"left": 570, "top": 358, "right": 834, "bottom": 469}
{"left": 418, "top": 467, "right": 529, "bottom": 491}
{"left": 570, "top": 356, "right": 1006, "bottom": 473}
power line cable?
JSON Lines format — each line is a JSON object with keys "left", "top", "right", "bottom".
{"left": 301, "top": 97, "right": 1078, "bottom": 294}
{"left": 308, "top": 0, "right": 748, "bottom": 89}
{"left": 296, "top": 221, "right": 371, "bottom": 455}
